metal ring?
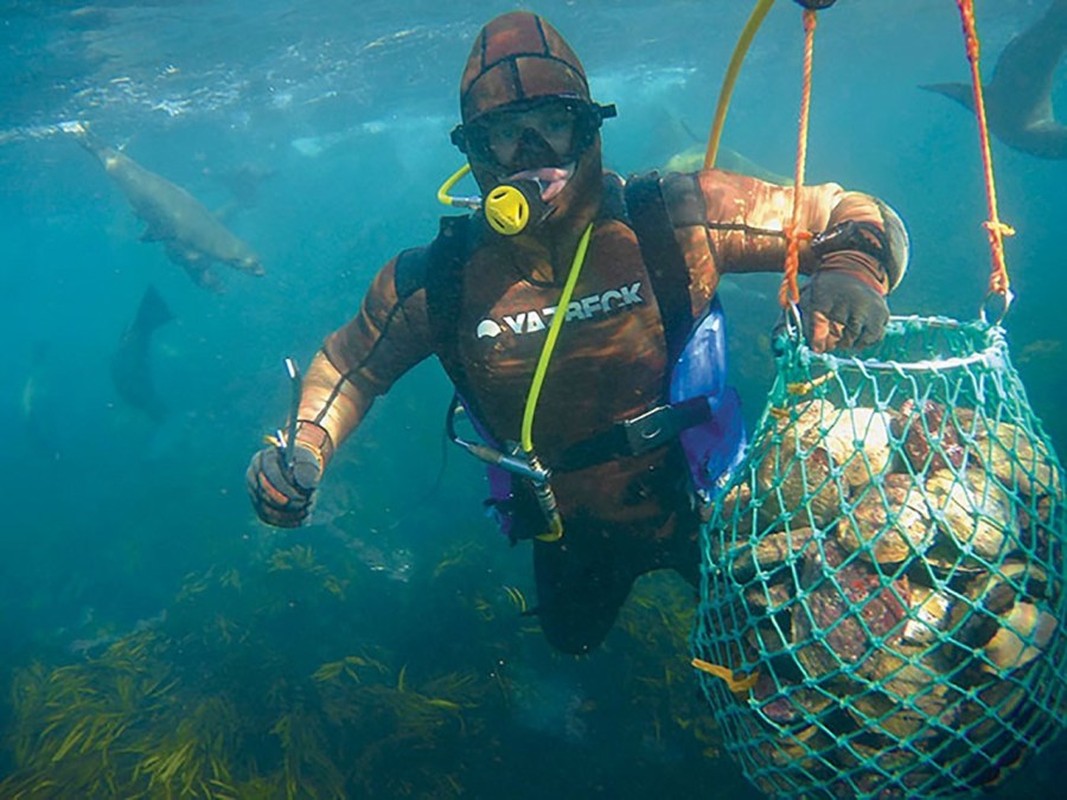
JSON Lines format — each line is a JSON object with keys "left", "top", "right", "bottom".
{"left": 979, "top": 288, "right": 1014, "bottom": 326}
{"left": 786, "top": 301, "right": 805, "bottom": 344}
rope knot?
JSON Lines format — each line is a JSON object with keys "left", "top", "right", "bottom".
{"left": 982, "top": 219, "right": 1015, "bottom": 239}
{"left": 784, "top": 223, "right": 814, "bottom": 244}
{"left": 779, "top": 223, "right": 812, "bottom": 308}
{"left": 955, "top": 0, "right": 1013, "bottom": 311}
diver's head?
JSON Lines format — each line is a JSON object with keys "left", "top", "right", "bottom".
{"left": 450, "top": 12, "right": 615, "bottom": 231}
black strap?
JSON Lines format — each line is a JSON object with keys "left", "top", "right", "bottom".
{"left": 394, "top": 246, "right": 429, "bottom": 300}
{"left": 553, "top": 396, "right": 712, "bottom": 472}
{"left": 624, "top": 172, "right": 698, "bottom": 366}
{"left": 424, "top": 215, "right": 472, "bottom": 372}
{"left": 810, "top": 219, "right": 890, "bottom": 273}
{"left": 409, "top": 173, "right": 708, "bottom": 472}
{"left": 416, "top": 173, "right": 692, "bottom": 368}
{"left": 395, "top": 214, "right": 484, "bottom": 417}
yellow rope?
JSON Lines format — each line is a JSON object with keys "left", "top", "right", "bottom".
{"left": 705, "top": 0, "right": 777, "bottom": 169}
{"left": 692, "top": 658, "right": 759, "bottom": 694}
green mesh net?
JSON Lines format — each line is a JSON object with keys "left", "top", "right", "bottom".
{"left": 693, "top": 315, "right": 1067, "bottom": 798}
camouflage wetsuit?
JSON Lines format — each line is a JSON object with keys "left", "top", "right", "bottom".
{"left": 290, "top": 169, "right": 907, "bottom": 654}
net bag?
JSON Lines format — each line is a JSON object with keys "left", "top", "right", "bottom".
{"left": 693, "top": 315, "right": 1067, "bottom": 798}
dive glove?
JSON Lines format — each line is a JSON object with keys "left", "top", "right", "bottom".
{"left": 246, "top": 443, "right": 322, "bottom": 528}
{"left": 782, "top": 265, "right": 889, "bottom": 353}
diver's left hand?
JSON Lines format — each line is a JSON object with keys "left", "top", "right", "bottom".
{"left": 791, "top": 267, "right": 889, "bottom": 353}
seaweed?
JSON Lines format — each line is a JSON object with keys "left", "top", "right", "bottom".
{"left": 1, "top": 527, "right": 728, "bottom": 797}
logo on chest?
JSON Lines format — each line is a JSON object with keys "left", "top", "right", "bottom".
{"left": 475, "top": 281, "right": 644, "bottom": 339}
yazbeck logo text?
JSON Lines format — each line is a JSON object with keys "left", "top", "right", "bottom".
{"left": 476, "top": 281, "right": 644, "bottom": 339}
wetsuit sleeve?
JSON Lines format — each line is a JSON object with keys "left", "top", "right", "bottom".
{"left": 292, "top": 258, "right": 433, "bottom": 467}
{"left": 669, "top": 169, "right": 908, "bottom": 310}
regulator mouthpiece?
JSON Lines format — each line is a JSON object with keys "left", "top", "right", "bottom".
{"left": 484, "top": 179, "right": 551, "bottom": 236}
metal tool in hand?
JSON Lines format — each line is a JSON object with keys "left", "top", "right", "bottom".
{"left": 274, "top": 357, "right": 303, "bottom": 472}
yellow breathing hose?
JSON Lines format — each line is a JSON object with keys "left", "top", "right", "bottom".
{"left": 436, "top": 0, "right": 773, "bottom": 541}
{"left": 435, "top": 158, "right": 595, "bottom": 540}
{"left": 704, "top": 0, "right": 777, "bottom": 169}
{"left": 437, "top": 163, "right": 474, "bottom": 206}
{"left": 519, "top": 222, "right": 594, "bottom": 541}
{"left": 521, "top": 222, "right": 594, "bottom": 453}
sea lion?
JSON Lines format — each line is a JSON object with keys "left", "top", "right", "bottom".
{"left": 20, "top": 341, "right": 61, "bottom": 458}
{"left": 922, "top": 0, "right": 1067, "bottom": 160}
{"left": 110, "top": 285, "right": 174, "bottom": 423}
{"left": 72, "top": 123, "right": 264, "bottom": 290}
{"left": 663, "top": 144, "right": 792, "bottom": 185}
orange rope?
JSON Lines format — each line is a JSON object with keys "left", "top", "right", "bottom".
{"left": 778, "top": 8, "right": 818, "bottom": 309}
{"left": 955, "top": 0, "right": 1014, "bottom": 299}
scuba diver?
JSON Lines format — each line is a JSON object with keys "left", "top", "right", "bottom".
{"left": 247, "top": 10, "right": 909, "bottom": 655}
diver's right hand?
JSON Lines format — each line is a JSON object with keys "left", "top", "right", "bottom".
{"left": 246, "top": 444, "right": 322, "bottom": 528}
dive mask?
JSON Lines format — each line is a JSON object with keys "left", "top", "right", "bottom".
{"left": 451, "top": 96, "right": 616, "bottom": 170}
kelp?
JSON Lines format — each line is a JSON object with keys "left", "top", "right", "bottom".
{"left": 614, "top": 574, "right": 724, "bottom": 759}
{"left": 0, "top": 541, "right": 485, "bottom": 798}
{"left": 3, "top": 633, "right": 247, "bottom": 799}
{"left": 2, "top": 525, "right": 728, "bottom": 797}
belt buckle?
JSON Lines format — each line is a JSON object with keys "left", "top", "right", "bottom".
{"left": 620, "top": 405, "right": 674, "bottom": 456}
